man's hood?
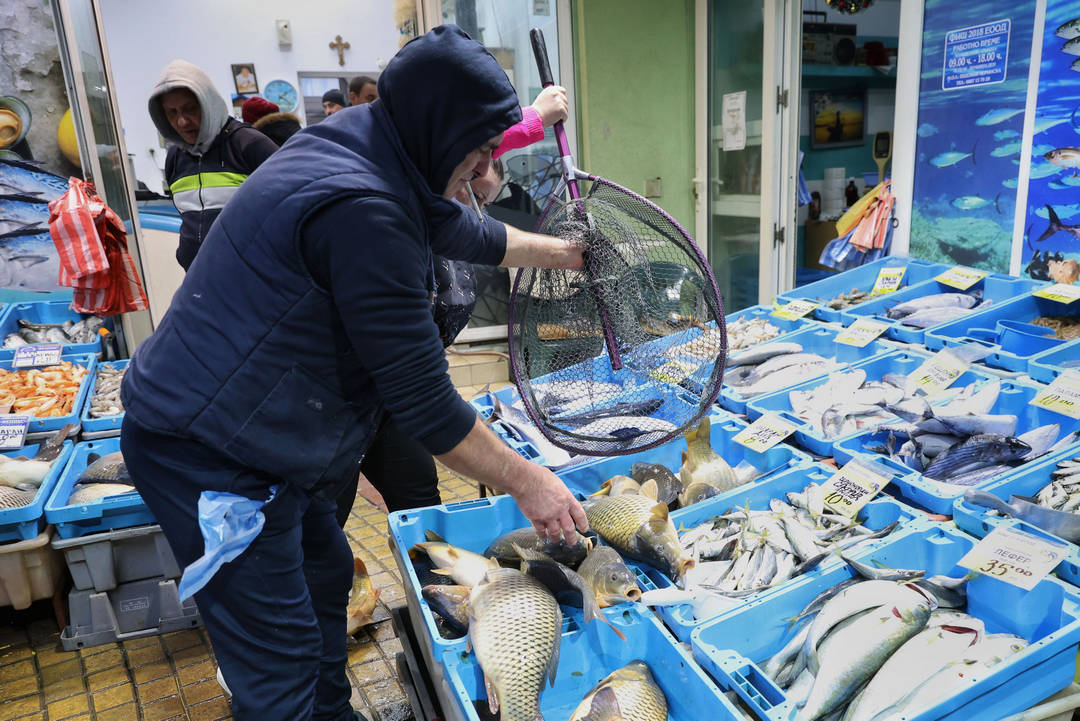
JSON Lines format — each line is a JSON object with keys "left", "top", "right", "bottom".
{"left": 148, "top": 59, "right": 229, "bottom": 155}
{"left": 378, "top": 25, "right": 521, "bottom": 195}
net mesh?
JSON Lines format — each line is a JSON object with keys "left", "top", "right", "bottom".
{"left": 508, "top": 177, "right": 727, "bottom": 456}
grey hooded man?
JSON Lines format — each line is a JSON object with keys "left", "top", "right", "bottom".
{"left": 148, "top": 59, "right": 278, "bottom": 270}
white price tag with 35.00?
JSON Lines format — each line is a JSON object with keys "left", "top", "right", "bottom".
{"left": 958, "top": 525, "right": 1070, "bottom": 590}
{"left": 0, "top": 416, "right": 29, "bottom": 450}
{"left": 733, "top": 413, "right": 800, "bottom": 453}
{"left": 821, "top": 459, "right": 890, "bottom": 518}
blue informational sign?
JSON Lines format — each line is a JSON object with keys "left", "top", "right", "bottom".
{"left": 943, "top": 19, "right": 1011, "bottom": 90}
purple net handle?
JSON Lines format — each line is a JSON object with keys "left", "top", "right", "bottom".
{"left": 530, "top": 28, "right": 622, "bottom": 370}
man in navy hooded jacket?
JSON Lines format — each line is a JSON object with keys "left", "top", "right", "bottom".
{"left": 119, "top": 26, "right": 587, "bottom": 721}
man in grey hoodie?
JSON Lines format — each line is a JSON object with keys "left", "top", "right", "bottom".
{"left": 149, "top": 59, "right": 278, "bottom": 270}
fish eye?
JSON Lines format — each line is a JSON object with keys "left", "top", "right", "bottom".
{"left": 610, "top": 572, "right": 619, "bottom": 582}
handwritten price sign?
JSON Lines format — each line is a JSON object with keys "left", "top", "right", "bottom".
{"left": 772, "top": 300, "right": 819, "bottom": 321}
{"left": 836, "top": 318, "right": 890, "bottom": 347}
{"left": 0, "top": 416, "right": 29, "bottom": 450}
{"left": 871, "top": 266, "right": 906, "bottom": 296}
{"left": 935, "top": 266, "right": 988, "bottom": 290}
{"left": 12, "top": 343, "right": 62, "bottom": 369}
{"left": 733, "top": 413, "right": 799, "bottom": 452}
{"left": 958, "top": 526, "right": 1069, "bottom": 590}
{"left": 1033, "top": 283, "right": 1080, "bottom": 304}
{"left": 909, "top": 349, "right": 968, "bottom": 395}
{"left": 1030, "top": 371, "right": 1080, "bottom": 419}
{"left": 821, "top": 460, "right": 890, "bottom": 517}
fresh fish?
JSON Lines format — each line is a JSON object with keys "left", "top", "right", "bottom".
{"left": 678, "top": 417, "right": 739, "bottom": 505}
{"left": 0, "top": 195, "right": 48, "bottom": 235}
{"left": 923, "top": 434, "right": 1030, "bottom": 481}
{"left": 735, "top": 358, "right": 841, "bottom": 399}
{"left": 886, "top": 293, "right": 977, "bottom": 319}
{"left": 345, "top": 558, "right": 381, "bottom": 635}
{"left": 725, "top": 315, "right": 783, "bottom": 351}
{"left": 942, "top": 463, "right": 1015, "bottom": 487}
{"left": 1017, "top": 423, "right": 1061, "bottom": 460}
{"left": 421, "top": 584, "right": 470, "bottom": 635}
{"left": 66, "top": 483, "right": 136, "bottom": 505}
{"left": 576, "top": 545, "right": 641, "bottom": 607}
{"left": 552, "top": 398, "right": 664, "bottom": 427}
{"left": 0, "top": 485, "right": 36, "bottom": 509}
{"left": 840, "top": 555, "right": 925, "bottom": 583}
{"left": 629, "top": 462, "right": 682, "bottom": 507}
{"left": 931, "top": 413, "right": 1017, "bottom": 438}
{"left": 573, "top": 416, "right": 678, "bottom": 445}
{"left": 0, "top": 456, "right": 56, "bottom": 488}
{"left": 484, "top": 527, "right": 590, "bottom": 569}
{"left": 535, "top": 380, "right": 622, "bottom": 407}
{"left": 0, "top": 159, "right": 68, "bottom": 200}
{"left": 637, "top": 586, "right": 742, "bottom": 619}
{"left": 88, "top": 363, "right": 125, "bottom": 418}
{"left": 77, "top": 451, "right": 130, "bottom": 484}
{"left": 975, "top": 108, "right": 1024, "bottom": 126}
{"left": 897, "top": 305, "right": 980, "bottom": 328}
{"left": 468, "top": 568, "right": 561, "bottom": 721}
{"left": 491, "top": 395, "right": 576, "bottom": 468}
{"left": 568, "top": 660, "right": 667, "bottom": 721}
{"left": 726, "top": 342, "right": 804, "bottom": 368}
{"left": 514, "top": 545, "right": 626, "bottom": 640}
{"left": 590, "top": 475, "right": 641, "bottom": 498}
{"left": 410, "top": 530, "right": 501, "bottom": 587}
{"left": 1046, "top": 147, "right": 1080, "bottom": 169}
{"left": 585, "top": 494, "right": 694, "bottom": 581}
{"left": 824, "top": 289, "right": 872, "bottom": 310}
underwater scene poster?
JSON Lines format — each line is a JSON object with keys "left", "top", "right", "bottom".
{"left": 1020, "top": 0, "right": 1080, "bottom": 285}
{"left": 910, "top": 0, "right": 1037, "bottom": 273}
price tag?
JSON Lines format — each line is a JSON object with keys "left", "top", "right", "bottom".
{"left": 871, "top": 266, "right": 906, "bottom": 296}
{"left": 12, "top": 343, "right": 63, "bottom": 369}
{"left": 909, "top": 349, "right": 968, "bottom": 395}
{"left": 0, "top": 416, "right": 29, "bottom": 450}
{"left": 1033, "top": 283, "right": 1080, "bottom": 304}
{"left": 648, "top": 359, "right": 697, "bottom": 385}
{"left": 836, "top": 318, "right": 890, "bottom": 347}
{"left": 935, "top": 266, "right": 988, "bottom": 290}
{"left": 733, "top": 413, "right": 800, "bottom": 452}
{"left": 772, "top": 300, "right": 819, "bottom": 321}
{"left": 1030, "top": 370, "right": 1080, "bottom": 419}
{"left": 821, "top": 459, "right": 890, "bottom": 517}
{"left": 958, "top": 525, "right": 1069, "bottom": 590}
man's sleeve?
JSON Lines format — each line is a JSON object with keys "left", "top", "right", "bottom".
{"left": 425, "top": 196, "right": 507, "bottom": 265}
{"left": 301, "top": 195, "right": 479, "bottom": 455}
{"left": 235, "top": 127, "right": 279, "bottom": 173}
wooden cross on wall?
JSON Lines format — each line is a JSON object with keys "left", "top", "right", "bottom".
{"left": 330, "top": 35, "right": 350, "bottom": 66}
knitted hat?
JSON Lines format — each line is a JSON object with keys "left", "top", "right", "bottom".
{"left": 241, "top": 96, "right": 279, "bottom": 124}
{"left": 321, "top": 89, "right": 346, "bottom": 107}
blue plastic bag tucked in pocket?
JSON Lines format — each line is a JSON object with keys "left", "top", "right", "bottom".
{"left": 178, "top": 486, "right": 278, "bottom": 601}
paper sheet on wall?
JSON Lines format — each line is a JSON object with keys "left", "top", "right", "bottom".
{"left": 722, "top": 91, "right": 746, "bottom": 152}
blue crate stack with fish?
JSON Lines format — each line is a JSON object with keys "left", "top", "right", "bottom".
{"left": 418, "top": 256, "right": 1080, "bottom": 721}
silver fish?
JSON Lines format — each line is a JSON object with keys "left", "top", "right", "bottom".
{"left": 726, "top": 342, "right": 804, "bottom": 368}
{"left": 573, "top": 416, "right": 677, "bottom": 444}
{"left": 923, "top": 434, "right": 1030, "bottom": 481}
{"left": 490, "top": 395, "right": 576, "bottom": 468}
{"left": 887, "top": 293, "right": 977, "bottom": 319}
{"left": 898, "top": 305, "right": 979, "bottom": 328}
{"left": 67, "top": 483, "right": 136, "bottom": 505}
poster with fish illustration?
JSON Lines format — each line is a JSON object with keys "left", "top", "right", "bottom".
{"left": 1020, "top": 0, "right": 1080, "bottom": 285}
{"left": 0, "top": 159, "right": 66, "bottom": 292}
{"left": 909, "top": 0, "right": 1038, "bottom": 272}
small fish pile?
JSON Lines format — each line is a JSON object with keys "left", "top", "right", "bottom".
{"left": 885, "top": 292, "right": 986, "bottom": 329}
{"left": 639, "top": 483, "right": 900, "bottom": 622}
{"left": 0, "top": 361, "right": 88, "bottom": 418}
{"left": 3, "top": 316, "right": 105, "bottom": 348}
{"left": 822, "top": 288, "right": 871, "bottom": 310}
{"left": 764, "top": 563, "right": 1026, "bottom": 721}
{"left": 724, "top": 342, "right": 841, "bottom": 399}
{"left": 861, "top": 380, "right": 1078, "bottom": 486}
{"left": 65, "top": 451, "right": 136, "bottom": 505}
{"left": 0, "top": 424, "right": 73, "bottom": 496}
{"left": 1033, "top": 456, "right": 1080, "bottom": 512}
{"left": 663, "top": 315, "right": 783, "bottom": 362}
{"left": 1031, "top": 315, "right": 1080, "bottom": 340}
{"left": 569, "top": 661, "right": 668, "bottom": 721}
{"left": 88, "top": 363, "right": 125, "bottom": 418}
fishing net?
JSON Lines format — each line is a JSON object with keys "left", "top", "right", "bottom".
{"left": 508, "top": 176, "right": 726, "bottom": 456}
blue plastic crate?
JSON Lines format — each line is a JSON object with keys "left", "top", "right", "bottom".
{"left": 0, "top": 301, "right": 107, "bottom": 359}
{"left": 953, "top": 446, "right": 1080, "bottom": 588}
{"left": 719, "top": 324, "right": 894, "bottom": 415}
{"left": 924, "top": 292, "right": 1080, "bottom": 372}
{"left": 0, "top": 440, "right": 74, "bottom": 542}
{"left": 839, "top": 273, "right": 1045, "bottom": 345}
{"left": 832, "top": 379, "right": 1080, "bottom": 515}
{"left": 79, "top": 359, "right": 128, "bottom": 438}
{"left": 775, "top": 256, "right": 950, "bottom": 323}
{"left": 745, "top": 350, "right": 1001, "bottom": 456}
{"left": 441, "top": 603, "right": 745, "bottom": 721}
{"left": 690, "top": 523, "right": 1080, "bottom": 721}
{"left": 0, "top": 353, "right": 96, "bottom": 435}
{"left": 652, "top": 462, "right": 923, "bottom": 642}
{"left": 1029, "top": 338, "right": 1080, "bottom": 384}
{"left": 557, "top": 409, "right": 810, "bottom": 497}
{"left": 45, "top": 438, "right": 152, "bottom": 539}
{"left": 387, "top": 494, "right": 665, "bottom": 687}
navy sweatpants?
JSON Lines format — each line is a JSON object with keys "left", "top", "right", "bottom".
{"left": 121, "top": 417, "right": 355, "bottom": 721}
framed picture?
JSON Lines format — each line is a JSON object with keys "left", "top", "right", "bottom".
{"left": 809, "top": 88, "right": 866, "bottom": 149}
{"left": 231, "top": 64, "right": 259, "bottom": 95}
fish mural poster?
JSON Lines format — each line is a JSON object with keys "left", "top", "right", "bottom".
{"left": 1020, "top": 0, "right": 1080, "bottom": 286}
{"left": 909, "top": 0, "right": 1037, "bottom": 272}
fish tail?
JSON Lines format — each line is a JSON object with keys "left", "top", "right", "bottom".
{"left": 994, "top": 193, "right": 1001, "bottom": 215}
{"left": 970, "top": 139, "right": 978, "bottom": 165}
{"left": 1038, "top": 205, "right": 1063, "bottom": 242}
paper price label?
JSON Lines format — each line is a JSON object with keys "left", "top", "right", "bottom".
{"left": 1033, "top": 283, "right": 1080, "bottom": 304}
{"left": 648, "top": 359, "right": 697, "bottom": 385}
{"left": 1030, "top": 371, "right": 1080, "bottom": 419}
{"left": 958, "top": 526, "right": 1069, "bottom": 590}
{"left": 12, "top": 343, "right": 63, "bottom": 369}
{"left": 821, "top": 460, "right": 890, "bottom": 517}
{"left": 909, "top": 350, "right": 968, "bottom": 395}
{"left": 0, "top": 416, "right": 29, "bottom": 450}
{"left": 836, "top": 318, "right": 890, "bottom": 347}
{"left": 733, "top": 413, "right": 799, "bottom": 452}
{"left": 871, "top": 267, "right": 906, "bottom": 296}
{"left": 935, "top": 266, "right": 988, "bottom": 290}
{"left": 772, "top": 300, "right": 819, "bottom": 321}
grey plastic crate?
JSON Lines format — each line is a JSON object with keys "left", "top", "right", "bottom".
{"left": 51, "top": 524, "right": 180, "bottom": 592}
{"left": 60, "top": 576, "right": 201, "bottom": 650}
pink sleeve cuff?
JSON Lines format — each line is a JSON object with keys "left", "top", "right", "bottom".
{"left": 494, "top": 106, "right": 547, "bottom": 159}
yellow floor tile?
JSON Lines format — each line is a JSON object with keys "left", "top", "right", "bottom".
{"left": 46, "top": 691, "right": 88, "bottom": 719}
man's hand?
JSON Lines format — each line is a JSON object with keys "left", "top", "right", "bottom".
{"left": 532, "top": 86, "right": 569, "bottom": 127}
{"left": 500, "top": 224, "right": 583, "bottom": 270}
{"left": 513, "top": 464, "right": 589, "bottom": 544}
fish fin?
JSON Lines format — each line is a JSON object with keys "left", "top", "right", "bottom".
{"left": 424, "top": 529, "right": 446, "bottom": 543}
{"left": 353, "top": 557, "right": 368, "bottom": 576}
{"left": 589, "top": 480, "right": 612, "bottom": 497}
{"left": 512, "top": 543, "right": 550, "bottom": 563}
{"left": 430, "top": 568, "right": 453, "bottom": 576}
{"left": 547, "top": 605, "right": 562, "bottom": 687}
{"left": 14, "top": 483, "right": 36, "bottom": 492}
{"left": 994, "top": 193, "right": 1002, "bottom": 215}
{"left": 86, "top": 453, "right": 100, "bottom": 464}
{"left": 579, "top": 685, "right": 622, "bottom": 721}
{"left": 483, "top": 673, "right": 500, "bottom": 714}
{"left": 970, "top": 139, "right": 978, "bottom": 165}
{"left": 1039, "top": 205, "right": 1063, "bottom": 241}
{"left": 407, "top": 544, "right": 425, "bottom": 560}
{"left": 639, "top": 479, "right": 659, "bottom": 501}
{"left": 648, "top": 502, "right": 670, "bottom": 524}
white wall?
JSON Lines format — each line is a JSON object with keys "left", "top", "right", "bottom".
{"left": 100, "top": 0, "right": 399, "bottom": 191}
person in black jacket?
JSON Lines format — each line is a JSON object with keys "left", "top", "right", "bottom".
{"left": 149, "top": 60, "right": 278, "bottom": 270}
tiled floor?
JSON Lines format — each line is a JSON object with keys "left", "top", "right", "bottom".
{"left": 0, "top": 381, "right": 509, "bottom": 721}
